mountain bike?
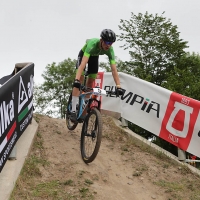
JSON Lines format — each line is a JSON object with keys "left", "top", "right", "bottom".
{"left": 65, "top": 72, "right": 118, "bottom": 163}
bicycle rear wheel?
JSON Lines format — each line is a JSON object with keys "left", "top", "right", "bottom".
{"left": 80, "top": 108, "right": 102, "bottom": 163}
{"left": 65, "top": 93, "right": 78, "bottom": 130}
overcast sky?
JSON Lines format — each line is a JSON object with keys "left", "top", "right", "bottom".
{"left": 0, "top": 0, "right": 200, "bottom": 84}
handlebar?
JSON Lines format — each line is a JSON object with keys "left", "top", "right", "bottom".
{"left": 106, "top": 90, "right": 120, "bottom": 97}
{"left": 81, "top": 85, "right": 122, "bottom": 97}
{"left": 81, "top": 85, "right": 93, "bottom": 92}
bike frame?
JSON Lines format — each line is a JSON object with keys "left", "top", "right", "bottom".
{"left": 76, "top": 87, "right": 104, "bottom": 122}
{"left": 68, "top": 66, "right": 114, "bottom": 123}
{"left": 75, "top": 67, "right": 102, "bottom": 122}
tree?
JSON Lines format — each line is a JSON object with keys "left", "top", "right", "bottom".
{"left": 99, "top": 57, "right": 127, "bottom": 72}
{"left": 117, "top": 12, "right": 191, "bottom": 155}
{"left": 118, "top": 11, "right": 188, "bottom": 86}
{"left": 34, "top": 58, "right": 76, "bottom": 118}
{"left": 162, "top": 52, "right": 200, "bottom": 100}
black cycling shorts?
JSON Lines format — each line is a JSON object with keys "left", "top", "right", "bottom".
{"left": 76, "top": 50, "right": 99, "bottom": 78}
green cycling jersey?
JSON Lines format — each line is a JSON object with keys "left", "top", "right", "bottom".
{"left": 82, "top": 38, "right": 116, "bottom": 64}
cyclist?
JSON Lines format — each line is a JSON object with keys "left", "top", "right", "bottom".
{"left": 70, "top": 29, "right": 124, "bottom": 122}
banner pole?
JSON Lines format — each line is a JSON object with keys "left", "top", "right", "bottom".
{"left": 177, "top": 148, "right": 186, "bottom": 161}
{"left": 121, "top": 118, "right": 128, "bottom": 127}
{"left": 8, "top": 146, "right": 17, "bottom": 160}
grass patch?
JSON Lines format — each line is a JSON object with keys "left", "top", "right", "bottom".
{"left": 64, "top": 179, "right": 74, "bottom": 186}
{"left": 32, "top": 180, "right": 61, "bottom": 198}
{"left": 154, "top": 179, "right": 184, "bottom": 191}
{"left": 85, "top": 179, "right": 93, "bottom": 185}
{"left": 79, "top": 187, "right": 94, "bottom": 199}
{"left": 77, "top": 170, "right": 86, "bottom": 178}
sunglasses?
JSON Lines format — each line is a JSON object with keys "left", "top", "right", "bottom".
{"left": 104, "top": 41, "right": 113, "bottom": 45}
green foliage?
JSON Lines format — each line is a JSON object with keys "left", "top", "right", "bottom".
{"left": 117, "top": 12, "right": 191, "bottom": 155}
{"left": 128, "top": 122, "right": 153, "bottom": 140}
{"left": 118, "top": 11, "right": 188, "bottom": 86}
{"left": 128, "top": 122, "right": 178, "bottom": 156}
{"left": 162, "top": 52, "right": 200, "bottom": 100}
{"left": 152, "top": 136, "right": 178, "bottom": 156}
{"left": 34, "top": 58, "right": 76, "bottom": 118}
{"left": 99, "top": 56, "right": 126, "bottom": 72}
{"left": 99, "top": 61, "right": 110, "bottom": 72}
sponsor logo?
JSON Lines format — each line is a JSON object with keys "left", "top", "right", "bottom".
{"left": 0, "top": 97, "right": 14, "bottom": 137}
{"left": 104, "top": 86, "right": 160, "bottom": 118}
{"left": 0, "top": 74, "right": 33, "bottom": 153}
{"left": 18, "top": 75, "right": 33, "bottom": 113}
{"left": 95, "top": 72, "right": 103, "bottom": 88}
{"left": 159, "top": 92, "right": 199, "bottom": 150}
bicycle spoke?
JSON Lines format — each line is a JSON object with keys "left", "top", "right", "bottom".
{"left": 80, "top": 108, "right": 102, "bottom": 163}
{"left": 84, "top": 114, "right": 97, "bottom": 156}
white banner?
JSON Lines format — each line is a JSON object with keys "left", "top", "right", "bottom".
{"left": 97, "top": 72, "right": 200, "bottom": 158}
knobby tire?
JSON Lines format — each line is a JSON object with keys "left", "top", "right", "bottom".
{"left": 80, "top": 108, "right": 102, "bottom": 163}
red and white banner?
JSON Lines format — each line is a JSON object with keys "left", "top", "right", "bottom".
{"left": 96, "top": 72, "right": 200, "bottom": 158}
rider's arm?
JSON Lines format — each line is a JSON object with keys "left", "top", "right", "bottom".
{"left": 110, "top": 63, "right": 121, "bottom": 88}
{"left": 106, "top": 47, "right": 121, "bottom": 87}
{"left": 75, "top": 56, "right": 89, "bottom": 80}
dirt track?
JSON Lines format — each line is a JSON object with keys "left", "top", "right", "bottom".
{"left": 11, "top": 114, "right": 200, "bottom": 200}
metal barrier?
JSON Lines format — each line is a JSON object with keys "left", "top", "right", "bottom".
{"left": 121, "top": 118, "right": 199, "bottom": 168}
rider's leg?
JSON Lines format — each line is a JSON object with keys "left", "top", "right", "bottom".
{"left": 71, "top": 50, "right": 84, "bottom": 113}
{"left": 86, "top": 55, "right": 99, "bottom": 90}
{"left": 85, "top": 76, "right": 96, "bottom": 100}
{"left": 85, "top": 56, "right": 99, "bottom": 100}
{"left": 86, "top": 76, "right": 96, "bottom": 88}
{"left": 71, "top": 74, "right": 84, "bottom": 112}
{"left": 71, "top": 53, "right": 98, "bottom": 113}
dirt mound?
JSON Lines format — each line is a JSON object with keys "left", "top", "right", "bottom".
{"left": 10, "top": 114, "right": 200, "bottom": 200}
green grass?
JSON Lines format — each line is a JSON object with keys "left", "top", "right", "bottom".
{"left": 64, "top": 179, "right": 74, "bottom": 186}
{"left": 85, "top": 179, "right": 94, "bottom": 185}
{"left": 32, "top": 180, "right": 61, "bottom": 197}
{"left": 154, "top": 179, "right": 184, "bottom": 191}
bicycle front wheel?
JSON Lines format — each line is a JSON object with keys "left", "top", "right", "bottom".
{"left": 65, "top": 93, "right": 78, "bottom": 130}
{"left": 80, "top": 108, "right": 102, "bottom": 163}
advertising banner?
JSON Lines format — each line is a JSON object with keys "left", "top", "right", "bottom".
{"left": 0, "top": 63, "right": 34, "bottom": 172}
{"left": 99, "top": 72, "right": 200, "bottom": 158}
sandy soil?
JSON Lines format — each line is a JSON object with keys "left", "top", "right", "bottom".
{"left": 12, "top": 114, "right": 200, "bottom": 200}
